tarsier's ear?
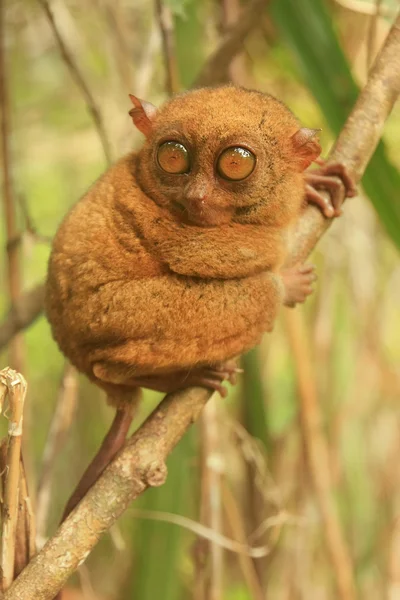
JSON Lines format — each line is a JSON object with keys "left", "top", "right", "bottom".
{"left": 291, "top": 128, "right": 322, "bottom": 170}
{"left": 128, "top": 94, "right": 157, "bottom": 137}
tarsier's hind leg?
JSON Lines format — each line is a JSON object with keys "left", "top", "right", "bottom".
{"left": 93, "top": 359, "right": 242, "bottom": 398}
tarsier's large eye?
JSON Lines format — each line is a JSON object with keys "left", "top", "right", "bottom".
{"left": 217, "top": 146, "right": 256, "bottom": 181}
{"left": 157, "top": 141, "right": 190, "bottom": 174}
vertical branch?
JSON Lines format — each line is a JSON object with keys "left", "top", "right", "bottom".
{"left": 36, "top": 363, "right": 78, "bottom": 543}
{"left": 38, "top": 0, "right": 112, "bottom": 165}
{"left": 155, "top": 0, "right": 180, "bottom": 95}
{"left": 0, "top": 368, "right": 27, "bottom": 592}
{"left": 199, "top": 396, "right": 224, "bottom": 600}
{"left": 0, "top": 0, "right": 23, "bottom": 371}
{"left": 284, "top": 309, "right": 357, "bottom": 600}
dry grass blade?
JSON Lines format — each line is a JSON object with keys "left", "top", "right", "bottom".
{"left": 38, "top": 0, "right": 112, "bottom": 165}
{"left": 0, "top": 368, "right": 27, "bottom": 592}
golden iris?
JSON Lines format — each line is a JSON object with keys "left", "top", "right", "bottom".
{"left": 217, "top": 147, "right": 256, "bottom": 181}
{"left": 157, "top": 141, "right": 190, "bottom": 174}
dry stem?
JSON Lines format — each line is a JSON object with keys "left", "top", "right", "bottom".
{"left": 14, "top": 458, "right": 36, "bottom": 579}
{"left": 0, "top": 0, "right": 23, "bottom": 371}
{"left": 0, "top": 368, "right": 27, "bottom": 592}
{"left": 199, "top": 396, "right": 224, "bottom": 600}
{"left": 36, "top": 363, "right": 78, "bottom": 542}
{"left": 222, "top": 482, "right": 265, "bottom": 600}
{"left": 3, "top": 11, "right": 400, "bottom": 600}
{"left": 155, "top": 0, "right": 180, "bottom": 95}
{"left": 38, "top": 0, "right": 112, "bottom": 165}
{"left": 285, "top": 309, "right": 356, "bottom": 600}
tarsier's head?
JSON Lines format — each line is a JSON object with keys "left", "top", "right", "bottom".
{"left": 130, "top": 86, "right": 321, "bottom": 227}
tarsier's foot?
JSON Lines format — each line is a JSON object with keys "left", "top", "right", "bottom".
{"left": 94, "top": 360, "right": 242, "bottom": 398}
{"left": 305, "top": 160, "right": 357, "bottom": 218}
{"left": 281, "top": 264, "right": 317, "bottom": 307}
{"left": 135, "top": 363, "right": 242, "bottom": 397}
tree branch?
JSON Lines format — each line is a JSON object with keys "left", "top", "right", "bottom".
{"left": 289, "top": 14, "right": 400, "bottom": 263}
{"left": 194, "top": 0, "right": 266, "bottom": 87}
{"left": 3, "top": 12, "right": 400, "bottom": 600}
{"left": 0, "top": 285, "right": 45, "bottom": 351}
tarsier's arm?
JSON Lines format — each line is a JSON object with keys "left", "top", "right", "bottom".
{"left": 128, "top": 194, "right": 286, "bottom": 278}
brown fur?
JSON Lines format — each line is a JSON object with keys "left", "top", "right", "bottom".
{"left": 45, "top": 85, "right": 320, "bottom": 403}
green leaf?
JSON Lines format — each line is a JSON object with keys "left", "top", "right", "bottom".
{"left": 270, "top": 0, "right": 400, "bottom": 249}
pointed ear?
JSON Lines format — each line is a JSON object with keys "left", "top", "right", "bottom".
{"left": 128, "top": 94, "right": 157, "bottom": 137}
{"left": 291, "top": 128, "right": 321, "bottom": 170}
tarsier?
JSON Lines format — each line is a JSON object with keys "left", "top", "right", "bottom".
{"left": 46, "top": 85, "right": 356, "bottom": 517}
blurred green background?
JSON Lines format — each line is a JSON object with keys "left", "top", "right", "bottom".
{"left": 1, "top": 0, "right": 400, "bottom": 598}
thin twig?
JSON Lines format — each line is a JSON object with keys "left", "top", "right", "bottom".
{"left": 38, "top": 0, "right": 112, "bottom": 165}
{"left": 155, "top": 0, "right": 180, "bottom": 95}
{"left": 0, "top": 0, "right": 23, "bottom": 371}
{"left": 36, "top": 363, "right": 78, "bottom": 543}
{"left": 0, "top": 368, "right": 27, "bottom": 592}
{"left": 3, "top": 11, "right": 400, "bottom": 600}
{"left": 285, "top": 309, "right": 357, "bottom": 600}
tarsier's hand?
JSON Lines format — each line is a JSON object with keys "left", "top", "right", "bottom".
{"left": 281, "top": 264, "right": 317, "bottom": 308}
{"left": 305, "top": 159, "right": 357, "bottom": 218}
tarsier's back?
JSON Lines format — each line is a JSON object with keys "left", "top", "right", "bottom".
{"left": 46, "top": 85, "right": 324, "bottom": 401}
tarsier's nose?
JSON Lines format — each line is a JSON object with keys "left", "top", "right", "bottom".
{"left": 184, "top": 180, "right": 210, "bottom": 209}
